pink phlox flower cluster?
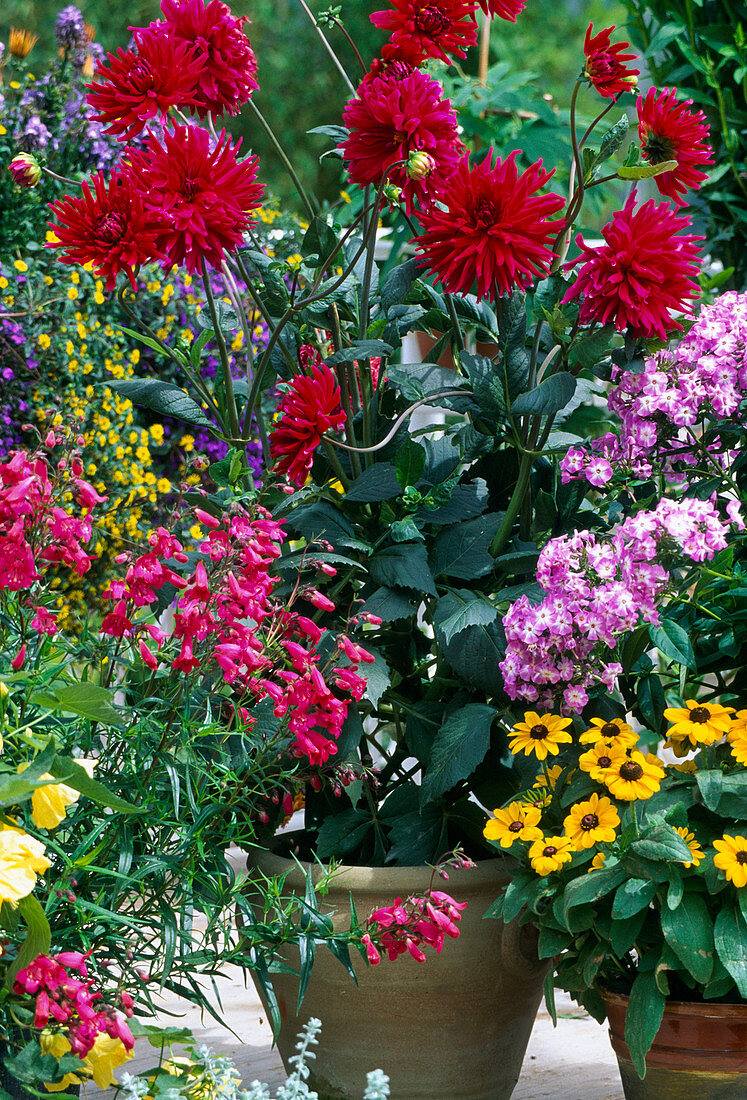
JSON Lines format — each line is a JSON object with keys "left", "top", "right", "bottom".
{"left": 561, "top": 292, "right": 747, "bottom": 488}
{"left": 0, "top": 449, "right": 105, "bottom": 616}
{"left": 101, "top": 506, "right": 370, "bottom": 766}
{"left": 501, "top": 498, "right": 731, "bottom": 711}
{"left": 365, "top": 890, "right": 467, "bottom": 963}
{"left": 13, "top": 952, "right": 134, "bottom": 1058}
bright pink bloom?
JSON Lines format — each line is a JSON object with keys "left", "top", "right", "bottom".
{"left": 269, "top": 364, "right": 347, "bottom": 487}
{"left": 582, "top": 24, "right": 639, "bottom": 100}
{"left": 8, "top": 153, "right": 41, "bottom": 188}
{"left": 342, "top": 68, "right": 461, "bottom": 215}
{"left": 371, "top": 0, "right": 478, "bottom": 65}
{"left": 48, "top": 170, "right": 164, "bottom": 291}
{"left": 637, "top": 86, "right": 713, "bottom": 205}
{"left": 86, "top": 27, "right": 204, "bottom": 140}
{"left": 100, "top": 600, "right": 134, "bottom": 638}
{"left": 413, "top": 149, "right": 564, "bottom": 301}
{"left": 158, "top": 0, "right": 259, "bottom": 117}
{"left": 563, "top": 191, "right": 702, "bottom": 340}
{"left": 11, "top": 645, "right": 27, "bottom": 670}
{"left": 31, "top": 606, "right": 58, "bottom": 636}
{"left": 475, "top": 0, "right": 526, "bottom": 20}
{"left": 125, "top": 124, "right": 264, "bottom": 273}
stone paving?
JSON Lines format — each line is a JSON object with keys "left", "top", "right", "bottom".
{"left": 97, "top": 970, "right": 624, "bottom": 1100}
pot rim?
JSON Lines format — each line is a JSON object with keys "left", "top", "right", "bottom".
{"left": 601, "top": 987, "right": 747, "bottom": 1018}
{"left": 243, "top": 844, "right": 515, "bottom": 893}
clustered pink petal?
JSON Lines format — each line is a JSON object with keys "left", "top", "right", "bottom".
{"left": 371, "top": 0, "right": 478, "bottom": 66}
{"left": 14, "top": 953, "right": 134, "bottom": 1058}
{"left": 413, "top": 149, "right": 564, "bottom": 301}
{"left": 48, "top": 169, "right": 166, "bottom": 291}
{"left": 269, "top": 363, "right": 347, "bottom": 487}
{"left": 561, "top": 291, "right": 747, "bottom": 487}
{"left": 367, "top": 890, "right": 467, "bottom": 962}
{"left": 85, "top": 27, "right": 205, "bottom": 141}
{"left": 0, "top": 448, "right": 103, "bottom": 594}
{"left": 475, "top": 0, "right": 526, "bottom": 20}
{"left": 582, "top": 23, "right": 639, "bottom": 100}
{"left": 124, "top": 124, "right": 264, "bottom": 273}
{"left": 637, "top": 86, "right": 713, "bottom": 205}
{"left": 501, "top": 499, "right": 731, "bottom": 711}
{"left": 342, "top": 67, "right": 462, "bottom": 215}
{"left": 158, "top": 0, "right": 259, "bottom": 117}
{"left": 563, "top": 190, "right": 702, "bottom": 340}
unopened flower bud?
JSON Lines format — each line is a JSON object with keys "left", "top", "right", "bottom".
{"left": 382, "top": 183, "right": 403, "bottom": 205}
{"left": 622, "top": 74, "right": 639, "bottom": 88}
{"left": 9, "top": 153, "right": 42, "bottom": 189}
{"left": 406, "top": 150, "right": 437, "bottom": 181}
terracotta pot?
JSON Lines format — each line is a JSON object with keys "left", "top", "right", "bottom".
{"left": 602, "top": 988, "right": 747, "bottom": 1100}
{"left": 244, "top": 851, "right": 547, "bottom": 1100}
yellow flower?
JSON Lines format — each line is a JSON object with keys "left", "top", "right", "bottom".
{"left": 664, "top": 699, "right": 733, "bottom": 753}
{"left": 578, "top": 740, "right": 627, "bottom": 783}
{"left": 727, "top": 711, "right": 747, "bottom": 765}
{"left": 563, "top": 793, "right": 620, "bottom": 849}
{"left": 14, "top": 260, "right": 28, "bottom": 273}
{"left": 528, "top": 835, "right": 574, "bottom": 876}
{"left": 67, "top": 287, "right": 78, "bottom": 300}
{"left": 713, "top": 834, "right": 747, "bottom": 888}
{"left": 0, "top": 824, "right": 51, "bottom": 903}
{"left": 673, "top": 827, "right": 703, "bottom": 868}
{"left": 579, "top": 716, "right": 638, "bottom": 749}
{"left": 508, "top": 712, "right": 573, "bottom": 761}
{"left": 484, "top": 801, "right": 543, "bottom": 848}
{"left": 603, "top": 750, "right": 665, "bottom": 802}
{"left": 38, "top": 334, "right": 51, "bottom": 350}
{"left": 588, "top": 851, "right": 606, "bottom": 873}
{"left": 530, "top": 764, "right": 565, "bottom": 808}
{"left": 41, "top": 1031, "right": 132, "bottom": 1091}
{"left": 672, "top": 759, "right": 698, "bottom": 775}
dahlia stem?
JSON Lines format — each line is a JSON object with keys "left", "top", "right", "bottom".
{"left": 232, "top": 251, "right": 297, "bottom": 373}
{"left": 41, "top": 166, "right": 80, "bottom": 187}
{"left": 446, "top": 294, "right": 465, "bottom": 355}
{"left": 321, "top": 438, "right": 351, "bottom": 489}
{"left": 488, "top": 449, "right": 533, "bottom": 559}
{"left": 327, "top": 14, "right": 368, "bottom": 76}
{"left": 551, "top": 81, "right": 585, "bottom": 271}
{"left": 295, "top": 0, "right": 357, "bottom": 96}
{"left": 244, "top": 97, "right": 318, "bottom": 222}
{"left": 478, "top": 12, "right": 492, "bottom": 86}
{"left": 202, "top": 266, "right": 241, "bottom": 443}
{"left": 326, "top": 390, "right": 468, "bottom": 454}
{"left": 221, "top": 262, "right": 271, "bottom": 460}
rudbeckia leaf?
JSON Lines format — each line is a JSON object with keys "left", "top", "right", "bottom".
{"left": 660, "top": 891, "right": 714, "bottom": 985}
{"left": 624, "top": 968, "right": 665, "bottom": 1078}
{"left": 714, "top": 904, "right": 747, "bottom": 998}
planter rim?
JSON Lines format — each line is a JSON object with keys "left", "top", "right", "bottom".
{"left": 602, "top": 987, "right": 747, "bottom": 1019}
{"left": 246, "top": 845, "right": 514, "bottom": 894}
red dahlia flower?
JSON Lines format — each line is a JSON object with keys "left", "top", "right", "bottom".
{"left": 125, "top": 124, "right": 264, "bottom": 273}
{"left": 563, "top": 191, "right": 702, "bottom": 340}
{"left": 86, "top": 27, "right": 204, "bottom": 141}
{"left": 342, "top": 68, "right": 461, "bottom": 214}
{"left": 270, "top": 364, "right": 347, "bottom": 487}
{"left": 371, "top": 0, "right": 478, "bottom": 66}
{"left": 159, "top": 0, "right": 258, "bottom": 117}
{"left": 48, "top": 170, "right": 164, "bottom": 290}
{"left": 476, "top": 0, "right": 526, "bottom": 20}
{"left": 412, "top": 150, "right": 564, "bottom": 301}
{"left": 637, "top": 86, "right": 713, "bottom": 205}
{"left": 582, "top": 23, "right": 639, "bottom": 100}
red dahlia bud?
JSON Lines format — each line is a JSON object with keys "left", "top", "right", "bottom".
{"left": 9, "top": 153, "right": 42, "bottom": 188}
{"left": 406, "top": 150, "right": 437, "bottom": 181}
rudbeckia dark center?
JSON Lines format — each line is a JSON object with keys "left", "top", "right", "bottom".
{"left": 598, "top": 755, "right": 612, "bottom": 768}
{"left": 94, "top": 211, "right": 126, "bottom": 244}
{"left": 738, "top": 852, "right": 747, "bottom": 865}
{"left": 689, "top": 707, "right": 710, "bottom": 724}
{"left": 581, "top": 814, "right": 599, "bottom": 830}
{"left": 509, "top": 820, "right": 523, "bottom": 832}
{"left": 601, "top": 722, "right": 618, "bottom": 737}
{"left": 530, "top": 724, "right": 549, "bottom": 739}
{"left": 543, "top": 846, "right": 557, "bottom": 857}
{"left": 642, "top": 130, "right": 676, "bottom": 165}
{"left": 620, "top": 761, "right": 644, "bottom": 781}
{"left": 415, "top": 7, "right": 450, "bottom": 35}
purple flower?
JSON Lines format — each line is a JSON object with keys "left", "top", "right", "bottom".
{"left": 55, "top": 5, "right": 87, "bottom": 51}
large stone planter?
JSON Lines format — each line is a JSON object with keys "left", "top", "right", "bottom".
{"left": 603, "top": 988, "right": 747, "bottom": 1100}
{"left": 244, "top": 850, "right": 547, "bottom": 1100}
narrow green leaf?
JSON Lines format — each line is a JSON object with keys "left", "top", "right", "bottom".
{"left": 50, "top": 757, "right": 144, "bottom": 814}
{"left": 618, "top": 160, "right": 678, "bottom": 180}
{"left": 624, "top": 968, "right": 665, "bottom": 1078}
{"left": 5, "top": 895, "right": 51, "bottom": 988}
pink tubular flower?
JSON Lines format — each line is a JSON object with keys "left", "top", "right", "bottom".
{"left": 342, "top": 68, "right": 461, "bottom": 214}
{"left": 86, "top": 27, "right": 204, "bottom": 141}
{"left": 413, "top": 149, "right": 564, "bottom": 301}
{"left": 371, "top": 0, "right": 478, "bottom": 66}
{"left": 637, "top": 86, "right": 713, "bottom": 205}
{"left": 158, "top": 0, "right": 258, "bottom": 117}
{"left": 125, "top": 124, "right": 264, "bottom": 273}
{"left": 48, "top": 169, "right": 165, "bottom": 291}
{"left": 367, "top": 890, "right": 467, "bottom": 961}
{"left": 582, "top": 24, "right": 639, "bottom": 100}
{"left": 269, "top": 364, "right": 347, "bottom": 487}
{"left": 563, "top": 191, "right": 702, "bottom": 340}
{"left": 475, "top": 0, "right": 526, "bottom": 20}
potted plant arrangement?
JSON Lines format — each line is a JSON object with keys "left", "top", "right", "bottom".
{"left": 14, "top": 0, "right": 740, "bottom": 1095}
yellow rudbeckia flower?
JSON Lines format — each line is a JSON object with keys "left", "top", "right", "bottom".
{"left": 563, "top": 792, "right": 620, "bottom": 849}
{"left": 673, "top": 827, "right": 703, "bottom": 868}
{"left": 484, "top": 801, "right": 543, "bottom": 848}
{"left": 603, "top": 750, "right": 665, "bottom": 802}
{"left": 508, "top": 712, "right": 573, "bottom": 761}
{"left": 528, "top": 834, "right": 574, "bottom": 876}
{"left": 713, "top": 834, "right": 747, "bottom": 888}
{"left": 579, "top": 716, "right": 638, "bottom": 749}
{"left": 664, "top": 699, "right": 733, "bottom": 752}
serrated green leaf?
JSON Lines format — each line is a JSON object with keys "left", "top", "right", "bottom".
{"left": 395, "top": 439, "right": 426, "bottom": 489}
{"left": 4, "top": 896, "right": 51, "bottom": 988}
{"left": 632, "top": 823, "right": 695, "bottom": 864}
{"left": 433, "top": 589, "right": 498, "bottom": 644}
{"left": 431, "top": 513, "right": 505, "bottom": 580}
{"left": 419, "top": 704, "right": 496, "bottom": 806}
{"left": 360, "top": 586, "right": 415, "bottom": 623}
{"left": 369, "top": 543, "right": 437, "bottom": 595}
{"left": 109, "top": 379, "right": 214, "bottom": 430}
{"left": 345, "top": 464, "right": 401, "bottom": 502}
{"left": 511, "top": 373, "right": 576, "bottom": 418}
